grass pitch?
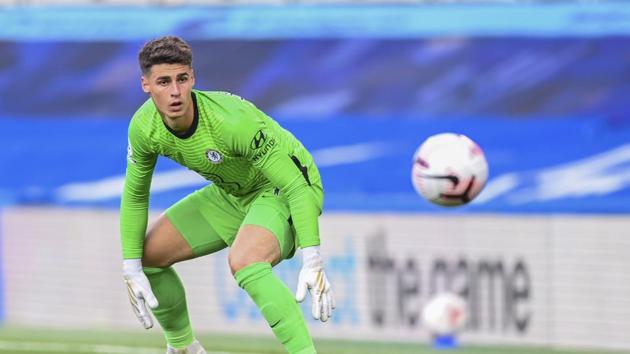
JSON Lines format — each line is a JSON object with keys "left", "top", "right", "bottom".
{"left": 0, "top": 327, "right": 627, "bottom": 354}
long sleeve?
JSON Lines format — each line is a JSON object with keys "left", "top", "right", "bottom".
{"left": 120, "top": 120, "right": 157, "bottom": 259}
{"left": 256, "top": 145, "right": 321, "bottom": 247}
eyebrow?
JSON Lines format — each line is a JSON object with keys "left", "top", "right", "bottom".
{"left": 155, "top": 73, "right": 189, "bottom": 81}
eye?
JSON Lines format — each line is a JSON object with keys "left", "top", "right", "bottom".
{"left": 178, "top": 76, "right": 188, "bottom": 83}
{"left": 157, "top": 80, "right": 168, "bottom": 86}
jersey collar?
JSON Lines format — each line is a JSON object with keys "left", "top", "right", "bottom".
{"left": 163, "top": 91, "right": 199, "bottom": 139}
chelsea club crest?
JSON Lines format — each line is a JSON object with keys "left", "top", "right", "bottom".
{"left": 206, "top": 149, "right": 223, "bottom": 164}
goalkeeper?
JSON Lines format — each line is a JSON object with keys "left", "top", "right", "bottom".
{"left": 121, "top": 36, "right": 335, "bottom": 354}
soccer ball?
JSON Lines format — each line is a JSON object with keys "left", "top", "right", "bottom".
{"left": 422, "top": 292, "right": 468, "bottom": 336}
{"left": 411, "top": 133, "right": 488, "bottom": 207}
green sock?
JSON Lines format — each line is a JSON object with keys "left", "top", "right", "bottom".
{"left": 235, "top": 262, "right": 316, "bottom": 354}
{"left": 143, "top": 267, "right": 194, "bottom": 349}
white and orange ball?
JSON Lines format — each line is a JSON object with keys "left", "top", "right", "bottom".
{"left": 411, "top": 133, "right": 488, "bottom": 207}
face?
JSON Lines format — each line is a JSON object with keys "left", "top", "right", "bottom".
{"left": 141, "top": 63, "right": 195, "bottom": 125}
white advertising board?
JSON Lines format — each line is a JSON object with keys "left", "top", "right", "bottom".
{"left": 1, "top": 208, "right": 629, "bottom": 350}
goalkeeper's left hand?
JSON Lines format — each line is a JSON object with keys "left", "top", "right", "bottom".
{"left": 295, "top": 246, "right": 336, "bottom": 322}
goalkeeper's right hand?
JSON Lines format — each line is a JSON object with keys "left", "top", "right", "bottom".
{"left": 123, "top": 259, "right": 158, "bottom": 329}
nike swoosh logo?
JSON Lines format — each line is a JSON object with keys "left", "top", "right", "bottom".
{"left": 439, "top": 176, "right": 477, "bottom": 204}
{"left": 419, "top": 174, "right": 460, "bottom": 187}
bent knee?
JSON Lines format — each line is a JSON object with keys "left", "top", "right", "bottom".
{"left": 142, "top": 253, "right": 175, "bottom": 269}
{"left": 228, "top": 250, "right": 264, "bottom": 275}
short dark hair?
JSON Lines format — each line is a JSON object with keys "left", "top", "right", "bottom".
{"left": 138, "top": 36, "right": 193, "bottom": 75}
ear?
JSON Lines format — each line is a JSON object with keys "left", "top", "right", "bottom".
{"left": 141, "top": 75, "right": 150, "bottom": 94}
{"left": 190, "top": 68, "right": 196, "bottom": 86}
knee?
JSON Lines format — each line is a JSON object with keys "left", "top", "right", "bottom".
{"left": 142, "top": 253, "right": 175, "bottom": 269}
{"left": 228, "top": 249, "right": 258, "bottom": 275}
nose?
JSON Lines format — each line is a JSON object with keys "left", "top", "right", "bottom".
{"left": 170, "top": 82, "right": 181, "bottom": 97}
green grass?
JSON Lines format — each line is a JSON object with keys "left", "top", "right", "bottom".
{"left": 0, "top": 326, "right": 627, "bottom": 354}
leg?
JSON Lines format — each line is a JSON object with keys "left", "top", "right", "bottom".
{"left": 142, "top": 212, "right": 196, "bottom": 268}
{"left": 227, "top": 224, "right": 281, "bottom": 274}
{"left": 144, "top": 187, "right": 232, "bottom": 350}
{"left": 140, "top": 213, "right": 196, "bottom": 349}
{"left": 229, "top": 191, "right": 316, "bottom": 354}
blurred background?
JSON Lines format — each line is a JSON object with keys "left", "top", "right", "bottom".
{"left": 1, "top": 0, "right": 630, "bottom": 353}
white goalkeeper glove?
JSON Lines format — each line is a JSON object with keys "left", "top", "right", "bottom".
{"left": 123, "top": 259, "right": 159, "bottom": 329}
{"left": 295, "top": 246, "right": 336, "bottom": 322}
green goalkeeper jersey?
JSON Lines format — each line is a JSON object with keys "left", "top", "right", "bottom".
{"left": 121, "top": 90, "right": 323, "bottom": 259}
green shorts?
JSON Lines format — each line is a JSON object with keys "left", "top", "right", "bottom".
{"left": 165, "top": 184, "right": 296, "bottom": 260}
